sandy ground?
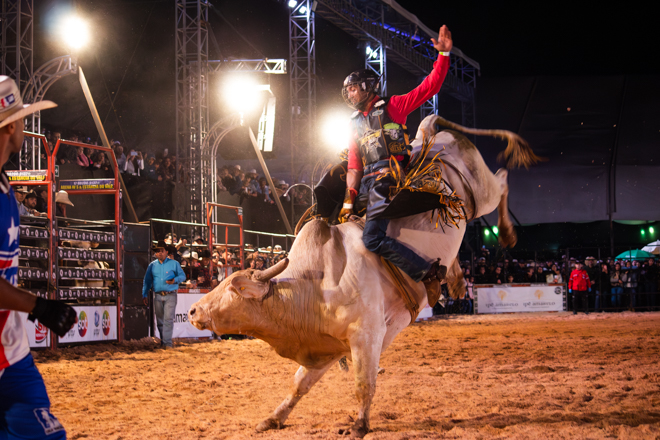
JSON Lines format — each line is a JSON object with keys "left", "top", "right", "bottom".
{"left": 34, "top": 311, "right": 660, "bottom": 440}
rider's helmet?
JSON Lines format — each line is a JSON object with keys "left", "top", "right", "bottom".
{"left": 341, "top": 69, "right": 381, "bottom": 111}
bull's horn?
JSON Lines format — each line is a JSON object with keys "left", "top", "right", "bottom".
{"left": 253, "top": 258, "right": 289, "bottom": 282}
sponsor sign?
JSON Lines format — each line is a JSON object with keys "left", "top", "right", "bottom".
{"left": 59, "top": 179, "right": 115, "bottom": 191}
{"left": 59, "top": 306, "right": 117, "bottom": 343}
{"left": 475, "top": 284, "right": 566, "bottom": 314}
{"left": 153, "top": 293, "right": 212, "bottom": 339}
{"left": 24, "top": 314, "right": 51, "bottom": 348}
{"left": 6, "top": 169, "right": 48, "bottom": 181}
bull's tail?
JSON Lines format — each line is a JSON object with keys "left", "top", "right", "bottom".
{"left": 433, "top": 116, "right": 546, "bottom": 169}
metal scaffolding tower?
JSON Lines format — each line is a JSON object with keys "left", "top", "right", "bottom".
{"left": 303, "top": 0, "right": 479, "bottom": 129}
{"left": 288, "top": 0, "right": 316, "bottom": 178}
{"left": 175, "top": 0, "right": 209, "bottom": 225}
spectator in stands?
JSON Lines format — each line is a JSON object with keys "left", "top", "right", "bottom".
{"left": 114, "top": 143, "right": 126, "bottom": 171}
{"left": 593, "top": 263, "right": 611, "bottom": 312}
{"left": 144, "top": 154, "right": 158, "bottom": 181}
{"left": 23, "top": 192, "right": 46, "bottom": 217}
{"left": 55, "top": 190, "right": 74, "bottom": 217}
{"left": 124, "top": 149, "right": 144, "bottom": 176}
{"left": 196, "top": 249, "right": 214, "bottom": 288}
{"left": 34, "top": 187, "right": 48, "bottom": 212}
{"left": 535, "top": 266, "right": 546, "bottom": 282}
{"left": 610, "top": 263, "right": 624, "bottom": 311}
{"left": 489, "top": 266, "right": 504, "bottom": 284}
{"left": 76, "top": 146, "right": 90, "bottom": 167}
{"left": 84, "top": 147, "right": 95, "bottom": 165}
{"left": 642, "top": 258, "right": 658, "bottom": 310}
{"left": 474, "top": 265, "right": 488, "bottom": 284}
{"left": 91, "top": 151, "right": 110, "bottom": 171}
{"left": 13, "top": 186, "right": 30, "bottom": 216}
{"left": 506, "top": 273, "right": 515, "bottom": 284}
{"left": 158, "top": 156, "right": 174, "bottom": 181}
{"left": 546, "top": 264, "right": 563, "bottom": 283}
{"left": 523, "top": 266, "right": 536, "bottom": 283}
{"left": 568, "top": 261, "right": 591, "bottom": 315}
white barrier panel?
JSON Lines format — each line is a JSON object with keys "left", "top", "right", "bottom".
{"left": 475, "top": 284, "right": 565, "bottom": 314}
{"left": 154, "top": 293, "right": 212, "bottom": 339}
{"left": 416, "top": 306, "right": 434, "bottom": 321}
{"left": 59, "top": 306, "right": 118, "bottom": 343}
{"left": 22, "top": 313, "right": 51, "bottom": 348}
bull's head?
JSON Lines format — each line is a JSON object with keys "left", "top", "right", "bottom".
{"left": 188, "top": 258, "right": 289, "bottom": 335}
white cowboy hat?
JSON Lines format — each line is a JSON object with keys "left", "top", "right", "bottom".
{"left": 0, "top": 76, "right": 57, "bottom": 129}
{"left": 55, "top": 190, "right": 74, "bottom": 206}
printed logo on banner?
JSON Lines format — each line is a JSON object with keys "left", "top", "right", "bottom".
{"left": 554, "top": 287, "right": 562, "bottom": 295}
{"left": 102, "top": 310, "right": 111, "bottom": 336}
{"left": 498, "top": 290, "right": 507, "bottom": 301}
{"left": 535, "top": 290, "right": 544, "bottom": 300}
{"left": 94, "top": 311, "right": 100, "bottom": 327}
{"left": 35, "top": 321, "right": 47, "bottom": 343}
{"left": 78, "top": 311, "right": 88, "bottom": 337}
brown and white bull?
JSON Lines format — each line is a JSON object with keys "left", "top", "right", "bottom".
{"left": 188, "top": 115, "right": 541, "bottom": 437}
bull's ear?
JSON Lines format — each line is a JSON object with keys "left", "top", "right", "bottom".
{"left": 229, "top": 275, "right": 269, "bottom": 299}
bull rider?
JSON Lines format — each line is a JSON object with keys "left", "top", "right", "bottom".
{"left": 339, "top": 25, "right": 453, "bottom": 284}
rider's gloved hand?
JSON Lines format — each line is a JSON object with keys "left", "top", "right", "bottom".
{"left": 568, "top": 289, "right": 572, "bottom": 294}
{"left": 28, "top": 297, "right": 78, "bottom": 337}
{"left": 339, "top": 188, "right": 358, "bottom": 223}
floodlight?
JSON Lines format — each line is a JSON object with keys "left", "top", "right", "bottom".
{"left": 651, "top": 226, "right": 655, "bottom": 234}
{"left": 484, "top": 228, "right": 490, "bottom": 236}
{"left": 59, "top": 15, "right": 89, "bottom": 50}
{"left": 493, "top": 226, "right": 499, "bottom": 235}
{"left": 223, "top": 76, "right": 266, "bottom": 114}
{"left": 288, "top": 0, "right": 297, "bottom": 8}
{"left": 300, "top": 5, "right": 308, "bottom": 13}
{"left": 321, "top": 110, "right": 352, "bottom": 153}
{"left": 366, "top": 46, "right": 372, "bottom": 56}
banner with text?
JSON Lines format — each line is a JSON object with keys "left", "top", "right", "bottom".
{"left": 59, "top": 306, "right": 118, "bottom": 343}
{"left": 154, "top": 293, "right": 213, "bottom": 339}
{"left": 475, "top": 284, "right": 565, "bottom": 314}
{"left": 6, "top": 170, "right": 48, "bottom": 182}
{"left": 59, "top": 179, "right": 115, "bottom": 191}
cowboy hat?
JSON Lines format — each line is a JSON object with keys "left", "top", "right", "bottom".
{"left": 152, "top": 240, "right": 167, "bottom": 252}
{"left": 55, "top": 190, "right": 74, "bottom": 206}
{"left": 13, "top": 185, "right": 28, "bottom": 193}
{"left": 0, "top": 76, "right": 57, "bottom": 129}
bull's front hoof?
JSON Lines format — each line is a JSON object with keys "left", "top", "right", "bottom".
{"left": 255, "top": 417, "right": 282, "bottom": 432}
{"left": 348, "top": 420, "right": 369, "bottom": 439}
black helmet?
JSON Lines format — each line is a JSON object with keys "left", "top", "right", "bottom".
{"left": 342, "top": 69, "right": 380, "bottom": 110}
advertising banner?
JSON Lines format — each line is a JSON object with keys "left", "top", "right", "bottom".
{"left": 154, "top": 293, "right": 212, "bottom": 339}
{"left": 59, "top": 179, "right": 115, "bottom": 191}
{"left": 6, "top": 169, "right": 48, "bottom": 182}
{"left": 22, "top": 313, "right": 51, "bottom": 348}
{"left": 59, "top": 306, "right": 118, "bottom": 343}
{"left": 475, "top": 284, "right": 566, "bottom": 314}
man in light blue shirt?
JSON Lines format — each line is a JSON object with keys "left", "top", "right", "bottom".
{"left": 142, "top": 240, "right": 186, "bottom": 348}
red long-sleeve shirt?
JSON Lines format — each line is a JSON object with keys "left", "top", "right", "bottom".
{"left": 347, "top": 53, "right": 450, "bottom": 171}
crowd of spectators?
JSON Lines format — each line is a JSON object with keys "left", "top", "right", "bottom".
{"left": 459, "top": 254, "right": 659, "bottom": 312}
{"left": 156, "top": 233, "right": 289, "bottom": 290}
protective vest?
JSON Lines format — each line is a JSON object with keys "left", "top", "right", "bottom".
{"left": 351, "top": 98, "right": 410, "bottom": 167}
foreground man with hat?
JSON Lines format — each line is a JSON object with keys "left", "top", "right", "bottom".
{"left": 142, "top": 240, "right": 186, "bottom": 348}
{"left": 0, "top": 76, "right": 76, "bottom": 439}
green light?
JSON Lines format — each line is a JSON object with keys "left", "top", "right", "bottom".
{"left": 642, "top": 229, "right": 646, "bottom": 235}
{"left": 651, "top": 226, "right": 655, "bottom": 234}
{"left": 484, "top": 228, "right": 490, "bottom": 237}
{"left": 493, "top": 226, "right": 499, "bottom": 235}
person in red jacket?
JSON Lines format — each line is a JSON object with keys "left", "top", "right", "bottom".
{"left": 568, "top": 261, "right": 592, "bottom": 314}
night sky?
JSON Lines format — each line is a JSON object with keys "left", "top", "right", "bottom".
{"left": 33, "top": 0, "right": 658, "bottom": 153}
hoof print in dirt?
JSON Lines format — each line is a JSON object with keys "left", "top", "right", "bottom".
{"left": 255, "top": 418, "right": 282, "bottom": 432}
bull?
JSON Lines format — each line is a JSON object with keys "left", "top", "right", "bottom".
{"left": 188, "top": 115, "right": 541, "bottom": 437}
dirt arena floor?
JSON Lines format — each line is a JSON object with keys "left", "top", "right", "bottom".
{"left": 34, "top": 311, "right": 660, "bottom": 439}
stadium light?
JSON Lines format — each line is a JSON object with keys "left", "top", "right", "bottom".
{"left": 288, "top": 0, "right": 298, "bottom": 8}
{"left": 366, "top": 46, "right": 372, "bottom": 56}
{"left": 222, "top": 76, "right": 271, "bottom": 115}
{"left": 300, "top": 5, "right": 308, "bottom": 13}
{"left": 651, "top": 226, "right": 655, "bottom": 234}
{"left": 641, "top": 229, "right": 646, "bottom": 235}
{"left": 321, "top": 109, "right": 352, "bottom": 154}
{"left": 59, "top": 15, "right": 90, "bottom": 50}
{"left": 484, "top": 228, "right": 490, "bottom": 237}
{"left": 493, "top": 226, "right": 499, "bottom": 235}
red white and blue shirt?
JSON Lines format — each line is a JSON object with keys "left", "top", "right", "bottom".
{"left": 0, "top": 168, "right": 30, "bottom": 371}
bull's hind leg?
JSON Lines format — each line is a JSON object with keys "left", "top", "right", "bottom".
{"left": 495, "top": 169, "right": 517, "bottom": 248}
{"left": 255, "top": 360, "right": 338, "bottom": 432}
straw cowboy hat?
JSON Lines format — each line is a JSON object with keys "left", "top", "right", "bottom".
{"left": 0, "top": 76, "right": 57, "bottom": 129}
{"left": 55, "top": 190, "right": 74, "bottom": 206}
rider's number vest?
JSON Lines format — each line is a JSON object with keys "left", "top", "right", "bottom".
{"left": 351, "top": 98, "right": 410, "bottom": 167}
